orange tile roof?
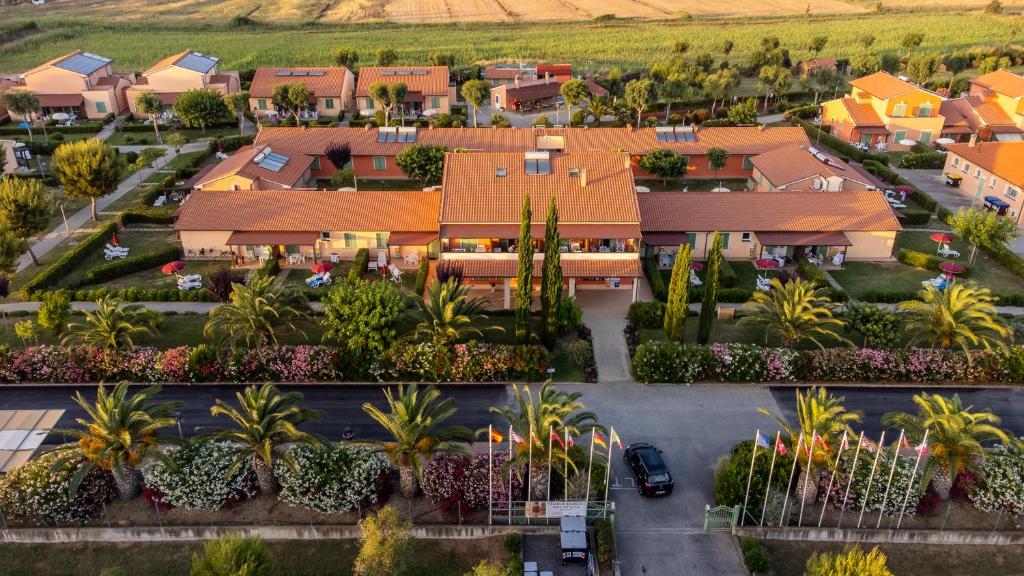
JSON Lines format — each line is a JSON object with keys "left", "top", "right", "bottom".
{"left": 838, "top": 97, "right": 885, "bottom": 127}
{"left": 967, "top": 96, "right": 1016, "bottom": 127}
{"left": 175, "top": 190, "right": 441, "bottom": 232}
{"left": 444, "top": 257, "right": 642, "bottom": 278}
{"left": 143, "top": 50, "right": 191, "bottom": 76}
{"left": 22, "top": 50, "right": 81, "bottom": 77}
{"left": 195, "top": 146, "right": 314, "bottom": 189}
{"left": 944, "top": 141, "right": 1024, "bottom": 187}
{"left": 355, "top": 66, "right": 449, "bottom": 97}
{"left": 970, "top": 69, "right": 1024, "bottom": 99}
{"left": 439, "top": 151, "right": 638, "bottom": 225}
{"left": 637, "top": 191, "right": 901, "bottom": 232}
{"left": 254, "top": 126, "right": 809, "bottom": 157}
{"left": 249, "top": 67, "right": 351, "bottom": 98}
{"left": 848, "top": 71, "right": 919, "bottom": 100}
{"left": 750, "top": 144, "right": 878, "bottom": 189}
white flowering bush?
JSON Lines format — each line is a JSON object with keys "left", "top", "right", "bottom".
{"left": 143, "top": 440, "right": 256, "bottom": 511}
{"left": 972, "top": 443, "right": 1024, "bottom": 519}
{"left": 0, "top": 447, "right": 116, "bottom": 524}
{"left": 819, "top": 451, "right": 924, "bottom": 517}
{"left": 275, "top": 443, "right": 389, "bottom": 513}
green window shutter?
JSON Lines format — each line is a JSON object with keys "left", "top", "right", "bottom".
{"left": 376, "top": 232, "right": 388, "bottom": 248}
{"left": 431, "top": 96, "right": 440, "bottom": 108}
{"left": 721, "top": 233, "right": 731, "bottom": 249}
{"left": 366, "top": 98, "right": 374, "bottom": 109}
{"left": 373, "top": 156, "right": 386, "bottom": 171}
{"left": 919, "top": 130, "right": 932, "bottom": 145}
{"left": 687, "top": 233, "right": 697, "bottom": 247}
{"left": 258, "top": 99, "right": 267, "bottom": 110}
{"left": 325, "top": 98, "right": 335, "bottom": 110}
{"left": 95, "top": 101, "right": 107, "bottom": 113}
{"left": 742, "top": 155, "right": 753, "bottom": 169}
{"left": 344, "top": 233, "right": 357, "bottom": 248}
{"left": 893, "top": 130, "right": 907, "bottom": 143}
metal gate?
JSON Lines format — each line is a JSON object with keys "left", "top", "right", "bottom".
{"left": 702, "top": 504, "right": 740, "bottom": 532}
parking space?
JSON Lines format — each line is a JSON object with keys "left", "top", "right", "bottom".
{"left": 522, "top": 534, "right": 588, "bottom": 576}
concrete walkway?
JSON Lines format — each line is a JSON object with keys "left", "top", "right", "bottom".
{"left": 573, "top": 280, "right": 652, "bottom": 383}
{"left": 757, "top": 112, "right": 787, "bottom": 124}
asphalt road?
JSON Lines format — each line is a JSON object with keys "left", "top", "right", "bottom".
{"left": 0, "top": 384, "right": 509, "bottom": 442}
{"left": 769, "top": 386, "right": 1024, "bottom": 438}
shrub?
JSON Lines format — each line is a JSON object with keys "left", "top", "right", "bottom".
{"left": 971, "top": 443, "right": 1024, "bottom": 519}
{"left": 349, "top": 248, "right": 369, "bottom": 282}
{"left": 37, "top": 289, "right": 70, "bottom": 336}
{"left": 414, "top": 258, "right": 429, "bottom": 294}
{"left": 557, "top": 297, "right": 583, "bottom": 334}
{"left": 0, "top": 447, "right": 116, "bottom": 524}
{"left": 143, "top": 440, "right": 256, "bottom": 510}
{"left": 797, "top": 259, "right": 828, "bottom": 286}
{"left": 719, "top": 257, "right": 737, "bottom": 288}
{"left": 594, "top": 520, "right": 617, "bottom": 570}
{"left": 22, "top": 221, "right": 117, "bottom": 295}
{"left": 898, "top": 151, "right": 946, "bottom": 169}
{"left": 631, "top": 341, "right": 712, "bottom": 383}
{"left": 118, "top": 208, "right": 174, "bottom": 225}
{"left": 421, "top": 452, "right": 518, "bottom": 514}
{"left": 190, "top": 535, "right": 272, "bottom": 576}
{"left": 275, "top": 443, "right": 390, "bottom": 513}
{"left": 643, "top": 257, "right": 668, "bottom": 301}
{"left": 206, "top": 267, "right": 247, "bottom": 302}
{"left": 900, "top": 209, "right": 932, "bottom": 225}
{"left": 740, "top": 538, "right": 770, "bottom": 575}
{"left": 566, "top": 339, "right": 593, "bottom": 368}
{"left": 897, "top": 248, "right": 972, "bottom": 276}
{"left": 373, "top": 341, "right": 549, "bottom": 382}
{"left": 804, "top": 546, "right": 893, "bottom": 576}
{"left": 331, "top": 168, "right": 355, "bottom": 188}
{"left": 256, "top": 255, "right": 280, "bottom": 280}
{"left": 845, "top": 305, "right": 901, "bottom": 349}
{"left": 715, "top": 440, "right": 794, "bottom": 522}
{"left": 85, "top": 244, "right": 181, "bottom": 285}
{"left": 627, "top": 301, "right": 666, "bottom": 328}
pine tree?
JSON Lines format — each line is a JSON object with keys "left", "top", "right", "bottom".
{"left": 515, "top": 195, "right": 533, "bottom": 343}
{"left": 697, "top": 232, "right": 723, "bottom": 345}
{"left": 664, "top": 244, "right": 692, "bottom": 341}
{"left": 540, "top": 196, "right": 562, "bottom": 347}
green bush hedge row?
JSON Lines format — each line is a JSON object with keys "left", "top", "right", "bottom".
{"left": 719, "top": 257, "right": 737, "bottom": 288}
{"left": 349, "top": 248, "right": 369, "bottom": 282}
{"left": 0, "top": 123, "right": 101, "bottom": 136}
{"left": 414, "top": 258, "right": 429, "bottom": 294}
{"left": 798, "top": 259, "right": 828, "bottom": 285}
{"left": 900, "top": 208, "right": 932, "bottom": 225}
{"left": 861, "top": 159, "right": 939, "bottom": 211}
{"left": 62, "top": 287, "right": 215, "bottom": 302}
{"left": 898, "top": 151, "right": 946, "bottom": 169}
{"left": 627, "top": 301, "right": 666, "bottom": 328}
{"left": 897, "top": 247, "right": 972, "bottom": 277}
{"left": 85, "top": 245, "right": 181, "bottom": 285}
{"left": 21, "top": 221, "right": 118, "bottom": 296}
{"left": 644, "top": 257, "right": 668, "bottom": 301}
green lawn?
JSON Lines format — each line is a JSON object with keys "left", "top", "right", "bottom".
{"left": 105, "top": 127, "right": 239, "bottom": 146}
{"left": 895, "top": 231, "right": 1024, "bottom": 294}
{"left": 658, "top": 260, "right": 774, "bottom": 291}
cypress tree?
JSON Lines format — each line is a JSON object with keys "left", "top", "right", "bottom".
{"left": 697, "top": 232, "right": 723, "bottom": 345}
{"left": 664, "top": 243, "right": 692, "bottom": 341}
{"left": 515, "top": 195, "right": 533, "bottom": 343}
{"left": 540, "top": 195, "right": 562, "bottom": 347}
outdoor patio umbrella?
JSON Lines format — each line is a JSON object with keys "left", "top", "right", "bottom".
{"left": 935, "top": 137, "right": 956, "bottom": 145}
{"left": 110, "top": 231, "right": 119, "bottom": 247}
{"left": 51, "top": 113, "right": 70, "bottom": 121}
{"left": 898, "top": 139, "right": 917, "bottom": 146}
{"left": 311, "top": 262, "right": 334, "bottom": 274}
{"left": 929, "top": 232, "right": 954, "bottom": 254}
{"left": 161, "top": 261, "right": 186, "bottom": 274}
{"left": 938, "top": 261, "right": 965, "bottom": 275}
{"left": 690, "top": 262, "right": 704, "bottom": 271}
{"left": 755, "top": 258, "right": 780, "bottom": 270}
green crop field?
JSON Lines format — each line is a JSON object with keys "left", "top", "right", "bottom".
{"left": 0, "top": 11, "right": 1019, "bottom": 74}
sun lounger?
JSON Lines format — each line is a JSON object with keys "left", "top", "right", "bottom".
{"left": 178, "top": 280, "right": 202, "bottom": 291}
{"left": 690, "top": 270, "right": 703, "bottom": 286}
{"left": 104, "top": 250, "right": 128, "bottom": 261}
{"left": 388, "top": 264, "right": 402, "bottom": 283}
{"left": 938, "top": 244, "right": 960, "bottom": 258}
{"left": 105, "top": 243, "right": 128, "bottom": 253}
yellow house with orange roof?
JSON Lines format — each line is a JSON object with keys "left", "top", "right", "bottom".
{"left": 125, "top": 50, "right": 239, "bottom": 117}
{"left": 19, "top": 50, "right": 133, "bottom": 119}
{"left": 821, "top": 71, "right": 945, "bottom": 150}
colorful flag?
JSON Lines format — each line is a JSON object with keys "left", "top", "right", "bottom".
{"left": 840, "top": 434, "right": 849, "bottom": 450}
{"left": 510, "top": 430, "right": 525, "bottom": 444}
{"left": 775, "top": 437, "right": 788, "bottom": 456}
{"left": 915, "top": 441, "right": 929, "bottom": 456}
{"left": 593, "top": 432, "right": 607, "bottom": 450}
{"left": 550, "top": 429, "right": 565, "bottom": 449}
{"left": 610, "top": 429, "right": 623, "bottom": 450}
{"left": 862, "top": 437, "right": 878, "bottom": 453}
{"left": 814, "top": 432, "right": 829, "bottom": 452}
{"left": 490, "top": 429, "right": 504, "bottom": 443}
{"left": 755, "top": 432, "right": 771, "bottom": 450}
{"left": 530, "top": 429, "right": 540, "bottom": 444}
{"left": 566, "top": 433, "right": 575, "bottom": 448}
{"left": 901, "top": 436, "right": 911, "bottom": 449}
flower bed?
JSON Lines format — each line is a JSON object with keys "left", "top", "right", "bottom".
{"left": 0, "top": 448, "right": 116, "bottom": 524}
{"left": 632, "top": 341, "right": 1024, "bottom": 384}
{"left": 275, "top": 444, "right": 390, "bottom": 514}
{"left": 372, "top": 342, "right": 550, "bottom": 383}
{"left": 422, "top": 452, "right": 520, "bottom": 515}
{"left": 143, "top": 440, "right": 256, "bottom": 511}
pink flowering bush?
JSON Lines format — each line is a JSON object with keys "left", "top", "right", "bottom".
{"left": 422, "top": 452, "right": 520, "bottom": 512}
{"left": 372, "top": 342, "right": 549, "bottom": 382}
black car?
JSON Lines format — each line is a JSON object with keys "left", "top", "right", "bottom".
{"left": 623, "top": 443, "right": 674, "bottom": 497}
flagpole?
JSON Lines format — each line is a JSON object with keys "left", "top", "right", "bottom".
{"left": 837, "top": 431, "right": 864, "bottom": 529}
{"left": 877, "top": 429, "right": 905, "bottom": 529}
{"left": 857, "top": 430, "right": 886, "bottom": 529}
{"left": 798, "top": 431, "right": 817, "bottom": 527}
{"left": 508, "top": 424, "right": 513, "bottom": 526}
{"left": 528, "top": 424, "right": 534, "bottom": 501}
{"left": 488, "top": 424, "right": 494, "bottom": 526}
{"left": 779, "top": 433, "right": 805, "bottom": 527}
{"left": 585, "top": 433, "right": 596, "bottom": 502}
{"left": 896, "top": 429, "right": 929, "bottom": 530}
{"left": 740, "top": 429, "right": 760, "bottom": 527}
{"left": 564, "top": 429, "right": 569, "bottom": 501}
{"left": 547, "top": 425, "right": 554, "bottom": 501}
{"left": 603, "top": 426, "right": 615, "bottom": 504}
{"left": 818, "top": 431, "right": 847, "bottom": 527}
{"left": 759, "top": 431, "right": 782, "bottom": 527}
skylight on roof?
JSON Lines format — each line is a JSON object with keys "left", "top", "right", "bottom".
{"left": 376, "top": 127, "right": 399, "bottom": 143}
{"left": 255, "top": 150, "right": 290, "bottom": 172}
{"left": 308, "top": 71, "right": 326, "bottom": 76}
{"left": 525, "top": 151, "right": 551, "bottom": 175}
{"left": 398, "top": 127, "right": 417, "bottom": 143}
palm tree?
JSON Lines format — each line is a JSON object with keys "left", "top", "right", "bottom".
{"left": 62, "top": 297, "right": 161, "bottom": 349}
{"left": 51, "top": 383, "right": 182, "bottom": 499}
{"left": 203, "top": 275, "right": 307, "bottom": 351}
{"left": 585, "top": 94, "right": 614, "bottom": 126}
{"left": 208, "top": 383, "right": 321, "bottom": 494}
{"left": 900, "top": 283, "right": 1012, "bottom": 354}
{"left": 758, "top": 387, "right": 862, "bottom": 504}
{"left": 739, "top": 278, "right": 848, "bottom": 348}
{"left": 882, "top": 392, "right": 1010, "bottom": 499}
{"left": 362, "top": 384, "right": 472, "bottom": 498}
{"left": 411, "top": 279, "right": 499, "bottom": 346}
{"left": 489, "top": 381, "right": 603, "bottom": 500}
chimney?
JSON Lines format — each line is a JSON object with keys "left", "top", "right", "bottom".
{"left": 758, "top": 124, "right": 764, "bottom": 131}
{"left": 364, "top": 123, "right": 371, "bottom": 132}
{"left": 546, "top": 72, "right": 552, "bottom": 84}
{"left": 579, "top": 168, "right": 587, "bottom": 188}
{"left": 968, "top": 133, "right": 978, "bottom": 147}
{"left": 514, "top": 77, "right": 519, "bottom": 88}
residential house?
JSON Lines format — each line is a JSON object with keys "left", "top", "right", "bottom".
{"left": 19, "top": 50, "right": 132, "bottom": 119}
{"left": 126, "top": 50, "right": 239, "bottom": 115}
{"left": 174, "top": 189, "right": 440, "bottom": 264}
{"left": 942, "top": 139, "right": 1024, "bottom": 224}
{"left": 821, "top": 71, "right": 945, "bottom": 149}
{"left": 192, "top": 146, "right": 315, "bottom": 191}
{"left": 536, "top": 64, "right": 573, "bottom": 82}
{"left": 355, "top": 66, "right": 452, "bottom": 116}
{"left": 748, "top": 144, "right": 882, "bottom": 192}
{"left": 483, "top": 63, "right": 538, "bottom": 87}
{"left": 490, "top": 77, "right": 607, "bottom": 112}
{"left": 251, "top": 125, "right": 810, "bottom": 183}
{"left": 248, "top": 67, "right": 355, "bottom": 119}
{"left": 799, "top": 58, "right": 838, "bottom": 77}
{"left": 638, "top": 190, "right": 901, "bottom": 265}
{"left": 438, "top": 150, "right": 643, "bottom": 306}
{"left": 938, "top": 69, "right": 1024, "bottom": 143}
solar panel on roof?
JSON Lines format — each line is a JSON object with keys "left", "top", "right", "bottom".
{"left": 293, "top": 71, "right": 308, "bottom": 76}
{"left": 257, "top": 151, "right": 290, "bottom": 172}
{"left": 177, "top": 53, "right": 219, "bottom": 73}
{"left": 381, "top": 70, "right": 396, "bottom": 76}
{"left": 412, "top": 70, "right": 429, "bottom": 75}
{"left": 308, "top": 71, "right": 326, "bottom": 76}
{"left": 276, "top": 71, "right": 292, "bottom": 76}
{"left": 57, "top": 53, "right": 110, "bottom": 75}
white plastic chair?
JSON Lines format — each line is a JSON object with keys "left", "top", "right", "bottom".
{"left": 690, "top": 270, "right": 703, "bottom": 286}
{"left": 938, "top": 244, "right": 960, "bottom": 258}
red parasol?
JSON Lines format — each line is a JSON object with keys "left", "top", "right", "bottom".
{"left": 938, "top": 261, "right": 965, "bottom": 275}
{"left": 161, "top": 261, "right": 186, "bottom": 274}
{"left": 929, "top": 232, "right": 954, "bottom": 244}
{"left": 110, "top": 231, "right": 119, "bottom": 247}
{"left": 311, "top": 262, "right": 334, "bottom": 274}
{"left": 690, "top": 262, "right": 704, "bottom": 271}
{"left": 755, "top": 258, "right": 780, "bottom": 270}
{"left": 895, "top": 185, "right": 913, "bottom": 194}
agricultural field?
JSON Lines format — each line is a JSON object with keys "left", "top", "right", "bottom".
{"left": 0, "top": 11, "right": 1018, "bottom": 73}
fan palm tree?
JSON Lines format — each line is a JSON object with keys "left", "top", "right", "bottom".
{"left": 208, "top": 383, "right": 321, "bottom": 494}
{"left": 362, "top": 384, "right": 472, "bottom": 498}
{"left": 585, "top": 94, "right": 614, "bottom": 126}
{"left": 758, "top": 386, "right": 862, "bottom": 504}
{"left": 203, "top": 275, "right": 308, "bottom": 351}
{"left": 739, "top": 278, "right": 848, "bottom": 348}
{"left": 411, "top": 279, "right": 500, "bottom": 346}
{"left": 882, "top": 392, "right": 1010, "bottom": 499}
{"left": 62, "top": 297, "right": 161, "bottom": 349}
{"left": 489, "top": 381, "right": 603, "bottom": 500}
{"left": 899, "top": 283, "right": 1013, "bottom": 354}
{"left": 51, "top": 383, "right": 181, "bottom": 499}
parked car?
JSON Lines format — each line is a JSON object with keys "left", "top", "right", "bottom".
{"left": 623, "top": 443, "right": 674, "bottom": 497}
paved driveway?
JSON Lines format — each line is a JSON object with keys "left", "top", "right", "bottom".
{"left": 574, "top": 288, "right": 635, "bottom": 383}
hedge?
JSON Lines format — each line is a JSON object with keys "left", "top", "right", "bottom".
{"left": 898, "top": 151, "right": 946, "bottom": 169}
{"left": 67, "top": 287, "right": 215, "bottom": 302}
{"left": 861, "top": 160, "right": 940, "bottom": 212}
{"left": 644, "top": 257, "right": 668, "bottom": 301}
{"left": 0, "top": 123, "right": 102, "bottom": 136}
{"left": 719, "top": 257, "right": 737, "bottom": 288}
{"left": 627, "top": 301, "right": 666, "bottom": 328}
{"left": 21, "top": 221, "right": 118, "bottom": 296}
{"left": 690, "top": 286, "right": 754, "bottom": 303}
{"left": 85, "top": 245, "right": 181, "bottom": 285}
{"left": 414, "top": 258, "right": 429, "bottom": 294}
{"left": 349, "top": 248, "right": 369, "bottom": 282}
{"left": 216, "top": 135, "right": 254, "bottom": 153}
{"left": 119, "top": 208, "right": 175, "bottom": 226}
{"left": 897, "top": 248, "right": 972, "bottom": 277}
{"left": 792, "top": 117, "right": 865, "bottom": 163}
{"left": 899, "top": 209, "right": 932, "bottom": 225}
